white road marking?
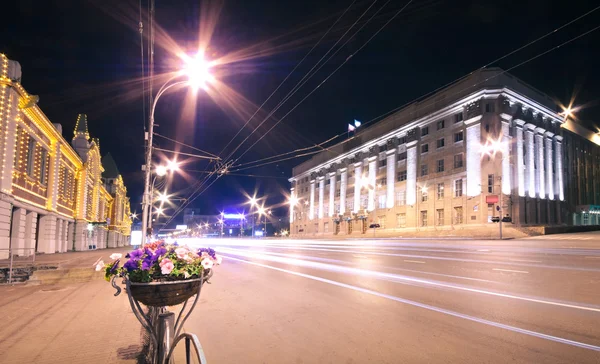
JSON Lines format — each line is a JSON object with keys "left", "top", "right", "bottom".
{"left": 353, "top": 254, "right": 370, "bottom": 259}
{"left": 477, "top": 249, "right": 490, "bottom": 252}
{"left": 493, "top": 268, "right": 529, "bottom": 274}
{"left": 584, "top": 256, "right": 600, "bottom": 259}
{"left": 404, "top": 260, "right": 425, "bottom": 264}
{"left": 508, "top": 258, "right": 542, "bottom": 263}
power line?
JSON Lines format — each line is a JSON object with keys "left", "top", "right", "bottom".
{"left": 154, "top": 132, "right": 220, "bottom": 158}
{"left": 216, "top": 0, "right": 359, "bottom": 159}
{"left": 231, "top": 0, "right": 415, "bottom": 165}
{"left": 222, "top": 0, "right": 381, "bottom": 164}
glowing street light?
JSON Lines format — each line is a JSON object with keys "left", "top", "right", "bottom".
{"left": 141, "top": 54, "right": 217, "bottom": 245}
{"left": 289, "top": 195, "right": 299, "bottom": 206}
{"left": 157, "top": 191, "right": 169, "bottom": 203}
{"left": 155, "top": 165, "right": 168, "bottom": 177}
{"left": 166, "top": 159, "right": 180, "bottom": 172}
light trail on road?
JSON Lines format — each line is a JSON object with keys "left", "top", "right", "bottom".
{"left": 226, "top": 256, "right": 600, "bottom": 352}
{"left": 213, "top": 246, "right": 600, "bottom": 313}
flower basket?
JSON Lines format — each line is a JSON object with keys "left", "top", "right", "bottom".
{"left": 128, "top": 277, "right": 203, "bottom": 307}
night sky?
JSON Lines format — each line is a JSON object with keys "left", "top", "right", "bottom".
{"left": 2, "top": 0, "right": 599, "bottom": 227}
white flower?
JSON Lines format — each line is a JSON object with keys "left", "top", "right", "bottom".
{"left": 183, "top": 272, "right": 191, "bottom": 279}
{"left": 95, "top": 260, "right": 105, "bottom": 271}
{"left": 202, "top": 259, "right": 214, "bottom": 269}
{"left": 109, "top": 253, "right": 122, "bottom": 260}
{"left": 215, "top": 255, "right": 223, "bottom": 265}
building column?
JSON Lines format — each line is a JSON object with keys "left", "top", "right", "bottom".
{"left": 67, "top": 222, "right": 75, "bottom": 251}
{"left": 554, "top": 135, "right": 564, "bottom": 201}
{"left": 353, "top": 163, "right": 362, "bottom": 213}
{"left": 107, "top": 230, "right": 117, "bottom": 248}
{"left": 524, "top": 124, "right": 536, "bottom": 198}
{"left": 10, "top": 208, "right": 26, "bottom": 256}
{"left": 514, "top": 120, "right": 525, "bottom": 197}
{"left": 24, "top": 211, "right": 37, "bottom": 256}
{"left": 309, "top": 180, "right": 315, "bottom": 220}
{"left": 54, "top": 218, "right": 63, "bottom": 253}
{"left": 386, "top": 150, "right": 396, "bottom": 208}
{"left": 289, "top": 187, "right": 295, "bottom": 223}
{"left": 74, "top": 220, "right": 87, "bottom": 251}
{"left": 329, "top": 173, "right": 335, "bottom": 217}
{"left": 535, "top": 128, "right": 545, "bottom": 198}
{"left": 466, "top": 123, "right": 482, "bottom": 196}
{"left": 38, "top": 215, "right": 57, "bottom": 254}
{"left": 318, "top": 177, "right": 325, "bottom": 219}
{"left": 501, "top": 120, "right": 511, "bottom": 195}
{"left": 406, "top": 143, "right": 417, "bottom": 205}
{"left": 339, "top": 168, "right": 347, "bottom": 215}
{"left": 0, "top": 201, "right": 10, "bottom": 259}
{"left": 545, "top": 132, "right": 554, "bottom": 200}
{"left": 367, "top": 157, "right": 376, "bottom": 211}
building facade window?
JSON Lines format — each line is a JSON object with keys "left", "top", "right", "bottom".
{"left": 421, "top": 144, "right": 429, "bottom": 154}
{"left": 378, "top": 195, "right": 386, "bottom": 209}
{"left": 437, "top": 119, "right": 445, "bottom": 130}
{"left": 454, "top": 131, "right": 464, "bottom": 142}
{"left": 26, "top": 139, "right": 36, "bottom": 177}
{"left": 437, "top": 138, "right": 445, "bottom": 148}
{"left": 421, "top": 164, "right": 428, "bottom": 176}
{"left": 454, "top": 154, "right": 464, "bottom": 168}
{"left": 421, "top": 189, "right": 428, "bottom": 202}
{"left": 488, "top": 174, "right": 494, "bottom": 193}
{"left": 437, "top": 183, "right": 444, "bottom": 199}
{"left": 398, "top": 151, "right": 407, "bottom": 161}
{"left": 398, "top": 136, "right": 407, "bottom": 144}
{"left": 455, "top": 179, "right": 463, "bottom": 197}
{"left": 396, "top": 213, "right": 406, "bottom": 228}
{"left": 437, "top": 159, "right": 444, "bottom": 172}
{"left": 421, "top": 211, "right": 428, "bottom": 227}
{"left": 437, "top": 209, "right": 444, "bottom": 226}
{"left": 379, "top": 177, "right": 387, "bottom": 186}
{"left": 379, "top": 158, "right": 387, "bottom": 168}
{"left": 396, "top": 190, "right": 406, "bottom": 206}
{"left": 454, "top": 206, "right": 463, "bottom": 224}
{"left": 377, "top": 216, "right": 386, "bottom": 229}
{"left": 455, "top": 113, "right": 463, "bottom": 123}
{"left": 397, "top": 170, "right": 407, "bottom": 181}
{"left": 422, "top": 126, "right": 429, "bottom": 136}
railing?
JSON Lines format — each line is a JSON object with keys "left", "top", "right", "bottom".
{"left": 0, "top": 248, "right": 36, "bottom": 284}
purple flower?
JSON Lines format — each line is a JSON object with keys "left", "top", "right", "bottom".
{"left": 130, "top": 249, "right": 144, "bottom": 261}
{"left": 155, "top": 247, "right": 167, "bottom": 258}
{"left": 110, "top": 259, "right": 120, "bottom": 274}
{"left": 124, "top": 259, "right": 139, "bottom": 272}
{"left": 141, "top": 258, "right": 153, "bottom": 271}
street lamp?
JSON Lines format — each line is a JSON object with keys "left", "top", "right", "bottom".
{"left": 141, "top": 54, "right": 215, "bottom": 245}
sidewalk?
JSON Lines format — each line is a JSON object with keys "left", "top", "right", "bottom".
{"left": 0, "top": 246, "right": 135, "bottom": 270}
{"left": 0, "top": 274, "right": 142, "bottom": 363}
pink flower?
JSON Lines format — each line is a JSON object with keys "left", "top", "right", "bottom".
{"left": 202, "top": 259, "right": 214, "bottom": 269}
{"left": 215, "top": 255, "right": 223, "bottom": 265}
{"left": 183, "top": 254, "right": 194, "bottom": 263}
{"left": 175, "top": 247, "right": 189, "bottom": 260}
{"left": 159, "top": 258, "right": 174, "bottom": 275}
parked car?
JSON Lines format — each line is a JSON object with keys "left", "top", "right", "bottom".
{"left": 369, "top": 223, "right": 381, "bottom": 229}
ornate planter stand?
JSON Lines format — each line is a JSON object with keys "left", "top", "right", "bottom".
{"left": 112, "top": 269, "right": 213, "bottom": 364}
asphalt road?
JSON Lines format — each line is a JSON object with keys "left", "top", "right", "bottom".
{"left": 181, "top": 231, "right": 600, "bottom": 364}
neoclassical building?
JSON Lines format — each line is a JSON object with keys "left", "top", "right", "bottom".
{"left": 289, "top": 68, "right": 600, "bottom": 236}
{"left": 0, "top": 54, "right": 132, "bottom": 258}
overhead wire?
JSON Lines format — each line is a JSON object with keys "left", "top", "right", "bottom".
{"left": 216, "top": 0, "right": 359, "bottom": 159}
{"left": 221, "top": 0, "right": 382, "bottom": 165}
{"left": 154, "top": 132, "right": 220, "bottom": 158}
{"left": 230, "top": 4, "right": 600, "bottom": 173}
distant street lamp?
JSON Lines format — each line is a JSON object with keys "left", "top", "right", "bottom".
{"left": 141, "top": 53, "right": 215, "bottom": 245}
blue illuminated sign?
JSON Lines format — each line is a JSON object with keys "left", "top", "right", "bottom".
{"left": 223, "top": 213, "right": 245, "bottom": 219}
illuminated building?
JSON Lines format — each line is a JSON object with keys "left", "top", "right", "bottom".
{"left": 0, "top": 54, "right": 132, "bottom": 258}
{"left": 289, "top": 68, "right": 600, "bottom": 236}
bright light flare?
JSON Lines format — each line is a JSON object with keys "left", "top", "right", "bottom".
{"left": 289, "top": 195, "right": 299, "bottom": 206}
{"left": 155, "top": 165, "right": 168, "bottom": 177}
{"left": 155, "top": 207, "right": 164, "bottom": 216}
{"left": 183, "top": 52, "right": 215, "bottom": 90}
{"left": 157, "top": 192, "right": 169, "bottom": 203}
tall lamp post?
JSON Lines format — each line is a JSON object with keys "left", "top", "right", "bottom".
{"left": 248, "top": 196, "right": 257, "bottom": 237}
{"left": 141, "top": 54, "right": 215, "bottom": 245}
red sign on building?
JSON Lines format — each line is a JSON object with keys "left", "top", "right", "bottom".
{"left": 486, "top": 195, "right": 499, "bottom": 204}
